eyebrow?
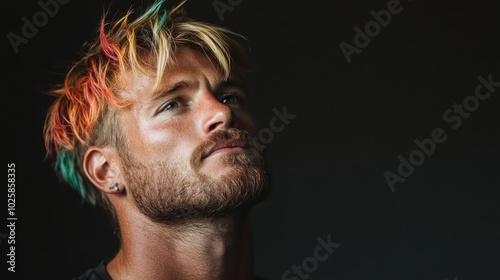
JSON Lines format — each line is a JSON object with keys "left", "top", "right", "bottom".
{"left": 150, "top": 81, "right": 189, "bottom": 101}
{"left": 217, "top": 80, "right": 248, "bottom": 93}
{"left": 151, "top": 79, "right": 247, "bottom": 100}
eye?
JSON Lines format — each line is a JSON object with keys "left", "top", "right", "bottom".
{"left": 160, "top": 99, "right": 180, "bottom": 111}
{"left": 221, "top": 94, "right": 238, "bottom": 104}
{"left": 221, "top": 93, "right": 245, "bottom": 105}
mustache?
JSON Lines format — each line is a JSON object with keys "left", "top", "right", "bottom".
{"left": 190, "top": 128, "right": 262, "bottom": 168}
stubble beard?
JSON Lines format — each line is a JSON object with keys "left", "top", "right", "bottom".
{"left": 120, "top": 128, "right": 270, "bottom": 224}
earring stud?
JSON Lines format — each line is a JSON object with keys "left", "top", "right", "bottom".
{"left": 109, "top": 182, "right": 120, "bottom": 192}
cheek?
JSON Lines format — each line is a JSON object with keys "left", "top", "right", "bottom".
{"left": 236, "top": 111, "right": 258, "bottom": 136}
{"left": 138, "top": 121, "right": 197, "bottom": 161}
{"left": 122, "top": 117, "right": 183, "bottom": 161}
{"left": 143, "top": 128, "right": 178, "bottom": 151}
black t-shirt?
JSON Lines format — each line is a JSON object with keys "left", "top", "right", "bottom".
{"left": 72, "top": 261, "right": 267, "bottom": 280}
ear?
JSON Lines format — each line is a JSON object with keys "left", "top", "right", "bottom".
{"left": 83, "top": 146, "right": 124, "bottom": 194}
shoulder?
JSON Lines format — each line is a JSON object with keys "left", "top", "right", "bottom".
{"left": 72, "top": 261, "right": 112, "bottom": 280}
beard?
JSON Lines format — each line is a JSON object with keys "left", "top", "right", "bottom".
{"left": 120, "top": 128, "right": 270, "bottom": 223}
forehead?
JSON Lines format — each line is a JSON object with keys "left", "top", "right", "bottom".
{"left": 115, "top": 46, "right": 224, "bottom": 100}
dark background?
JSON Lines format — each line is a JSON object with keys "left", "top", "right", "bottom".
{"left": 2, "top": 0, "right": 499, "bottom": 279}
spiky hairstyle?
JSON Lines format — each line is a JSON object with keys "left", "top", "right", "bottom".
{"left": 43, "top": 0, "right": 253, "bottom": 219}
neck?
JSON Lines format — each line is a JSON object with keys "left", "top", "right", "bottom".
{"left": 107, "top": 209, "right": 255, "bottom": 280}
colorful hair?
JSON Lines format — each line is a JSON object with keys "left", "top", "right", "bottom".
{"left": 43, "top": 0, "right": 253, "bottom": 213}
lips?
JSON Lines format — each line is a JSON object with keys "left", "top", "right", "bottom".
{"left": 202, "top": 139, "right": 248, "bottom": 159}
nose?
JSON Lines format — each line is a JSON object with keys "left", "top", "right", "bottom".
{"left": 198, "top": 92, "right": 236, "bottom": 134}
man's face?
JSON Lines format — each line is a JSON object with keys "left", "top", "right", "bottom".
{"left": 115, "top": 46, "right": 269, "bottom": 222}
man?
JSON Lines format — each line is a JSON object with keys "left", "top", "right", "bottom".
{"left": 43, "top": 0, "right": 271, "bottom": 279}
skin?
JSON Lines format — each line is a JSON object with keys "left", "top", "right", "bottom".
{"left": 82, "top": 46, "right": 263, "bottom": 280}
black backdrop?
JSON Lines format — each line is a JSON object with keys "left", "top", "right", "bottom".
{"left": 2, "top": 0, "right": 499, "bottom": 279}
